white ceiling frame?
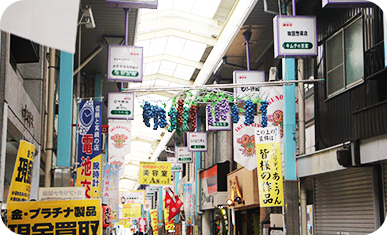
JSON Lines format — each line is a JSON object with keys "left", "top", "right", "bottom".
{"left": 143, "top": 74, "right": 194, "bottom": 86}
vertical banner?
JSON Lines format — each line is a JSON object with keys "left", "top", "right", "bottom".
{"left": 108, "top": 120, "right": 131, "bottom": 178}
{"left": 139, "top": 217, "right": 147, "bottom": 233}
{"left": 164, "top": 207, "right": 175, "bottom": 231}
{"left": 102, "top": 164, "right": 120, "bottom": 223}
{"left": 255, "top": 127, "right": 284, "bottom": 207}
{"left": 150, "top": 209, "right": 159, "bottom": 235}
{"left": 7, "top": 140, "right": 35, "bottom": 202}
{"left": 183, "top": 184, "right": 193, "bottom": 226}
{"left": 138, "top": 162, "right": 172, "bottom": 185}
{"left": 76, "top": 100, "right": 102, "bottom": 199}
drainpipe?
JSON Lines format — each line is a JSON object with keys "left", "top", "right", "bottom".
{"left": 298, "top": 58, "right": 307, "bottom": 235}
{"left": 45, "top": 48, "right": 56, "bottom": 187}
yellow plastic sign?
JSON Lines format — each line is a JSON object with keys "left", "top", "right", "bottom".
{"left": 7, "top": 140, "right": 35, "bottom": 203}
{"left": 138, "top": 162, "right": 171, "bottom": 185}
{"left": 255, "top": 127, "right": 284, "bottom": 207}
{"left": 122, "top": 204, "right": 142, "bottom": 218}
{"left": 7, "top": 199, "right": 102, "bottom": 235}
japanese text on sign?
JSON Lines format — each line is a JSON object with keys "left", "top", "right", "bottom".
{"left": 255, "top": 127, "right": 284, "bottom": 207}
{"left": 7, "top": 199, "right": 102, "bottom": 235}
{"left": 138, "top": 162, "right": 171, "bottom": 185}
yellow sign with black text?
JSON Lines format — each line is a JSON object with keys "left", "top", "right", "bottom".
{"left": 7, "top": 199, "right": 102, "bottom": 235}
{"left": 138, "top": 162, "right": 171, "bottom": 185}
{"left": 122, "top": 204, "right": 142, "bottom": 218}
{"left": 7, "top": 140, "right": 35, "bottom": 203}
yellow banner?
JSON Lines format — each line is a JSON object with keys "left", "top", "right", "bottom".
{"left": 7, "top": 140, "right": 35, "bottom": 203}
{"left": 150, "top": 209, "right": 158, "bottom": 234}
{"left": 164, "top": 207, "right": 175, "bottom": 230}
{"left": 123, "top": 204, "right": 142, "bottom": 218}
{"left": 76, "top": 154, "right": 101, "bottom": 199}
{"left": 7, "top": 199, "right": 102, "bottom": 234}
{"left": 139, "top": 162, "right": 171, "bottom": 185}
{"left": 256, "top": 142, "right": 284, "bottom": 207}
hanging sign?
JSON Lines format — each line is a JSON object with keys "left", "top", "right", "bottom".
{"left": 255, "top": 126, "right": 284, "bottom": 207}
{"left": 102, "top": 164, "right": 120, "bottom": 223}
{"left": 7, "top": 199, "right": 102, "bottom": 234}
{"left": 138, "top": 162, "right": 172, "bottom": 185}
{"left": 7, "top": 140, "right": 35, "bottom": 203}
{"left": 122, "top": 204, "right": 142, "bottom": 218}
{"left": 175, "top": 147, "right": 193, "bottom": 163}
{"left": 206, "top": 110, "right": 232, "bottom": 131}
{"left": 167, "top": 156, "right": 177, "bottom": 163}
{"left": 105, "top": 0, "right": 158, "bottom": 9}
{"left": 39, "top": 187, "right": 85, "bottom": 201}
{"left": 187, "top": 132, "right": 208, "bottom": 152}
{"left": 119, "top": 191, "right": 145, "bottom": 204}
{"left": 144, "top": 200, "right": 152, "bottom": 211}
{"left": 108, "top": 45, "right": 143, "bottom": 82}
{"left": 76, "top": 100, "right": 102, "bottom": 199}
{"left": 108, "top": 120, "right": 131, "bottom": 177}
{"left": 233, "top": 70, "right": 265, "bottom": 97}
{"left": 108, "top": 92, "right": 135, "bottom": 120}
{"left": 273, "top": 15, "right": 317, "bottom": 58}
{"left": 322, "top": 0, "right": 373, "bottom": 8}
{"left": 171, "top": 163, "right": 183, "bottom": 172}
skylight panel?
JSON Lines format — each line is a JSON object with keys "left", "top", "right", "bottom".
{"left": 165, "top": 36, "right": 186, "bottom": 57}
{"left": 173, "top": 0, "right": 195, "bottom": 13}
{"left": 173, "top": 64, "right": 195, "bottom": 80}
{"left": 159, "top": 60, "right": 177, "bottom": 76}
{"left": 154, "top": 79, "right": 171, "bottom": 87}
{"left": 144, "top": 61, "right": 161, "bottom": 76}
{"left": 148, "top": 37, "right": 168, "bottom": 56}
{"left": 191, "top": 0, "right": 221, "bottom": 19}
{"left": 181, "top": 40, "right": 207, "bottom": 62}
{"left": 136, "top": 40, "right": 150, "bottom": 57}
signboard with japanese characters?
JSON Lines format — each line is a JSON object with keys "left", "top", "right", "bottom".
{"left": 322, "top": 0, "right": 373, "bottom": 8}
{"left": 102, "top": 164, "right": 119, "bottom": 223}
{"left": 206, "top": 110, "right": 232, "bottom": 131}
{"left": 7, "top": 199, "right": 102, "bottom": 235}
{"left": 255, "top": 127, "right": 284, "bottom": 207}
{"left": 187, "top": 132, "right": 208, "bottom": 152}
{"left": 119, "top": 191, "right": 145, "bottom": 204}
{"left": 175, "top": 146, "right": 193, "bottom": 163}
{"left": 233, "top": 70, "right": 265, "bottom": 97}
{"left": 171, "top": 163, "right": 183, "bottom": 172}
{"left": 108, "top": 45, "right": 143, "bottom": 82}
{"left": 39, "top": 187, "right": 85, "bottom": 201}
{"left": 273, "top": 15, "right": 317, "bottom": 57}
{"left": 138, "top": 217, "right": 147, "bottom": 233}
{"left": 107, "top": 92, "right": 135, "bottom": 120}
{"left": 7, "top": 140, "right": 35, "bottom": 203}
{"left": 122, "top": 204, "right": 142, "bottom": 218}
{"left": 108, "top": 120, "right": 131, "bottom": 178}
{"left": 76, "top": 100, "right": 102, "bottom": 199}
{"left": 138, "top": 162, "right": 172, "bottom": 185}
{"left": 150, "top": 209, "right": 158, "bottom": 235}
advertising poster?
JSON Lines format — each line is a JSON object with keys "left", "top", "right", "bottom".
{"left": 102, "top": 164, "right": 120, "bottom": 223}
{"left": 119, "top": 190, "right": 145, "bottom": 204}
{"left": 76, "top": 100, "right": 102, "bottom": 199}
{"left": 183, "top": 183, "right": 194, "bottom": 226}
{"left": 7, "top": 199, "right": 102, "bottom": 234}
{"left": 7, "top": 140, "right": 35, "bottom": 202}
{"left": 255, "top": 127, "right": 284, "bottom": 207}
{"left": 150, "top": 209, "right": 159, "bottom": 235}
{"left": 138, "top": 162, "right": 172, "bottom": 185}
{"left": 200, "top": 165, "right": 218, "bottom": 209}
{"left": 108, "top": 120, "right": 131, "bottom": 178}
{"left": 122, "top": 204, "right": 142, "bottom": 218}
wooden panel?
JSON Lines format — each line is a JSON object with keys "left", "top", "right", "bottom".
{"left": 227, "top": 167, "right": 259, "bottom": 208}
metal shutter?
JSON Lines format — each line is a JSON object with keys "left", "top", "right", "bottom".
{"left": 314, "top": 167, "right": 378, "bottom": 235}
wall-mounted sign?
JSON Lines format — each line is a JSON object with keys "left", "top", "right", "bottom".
{"left": 171, "top": 163, "right": 183, "bottom": 172}
{"left": 322, "top": 0, "right": 374, "bottom": 8}
{"left": 106, "top": 0, "right": 158, "bottom": 9}
{"left": 273, "top": 15, "right": 317, "bottom": 57}
{"left": 233, "top": 70, "right": 265, "bottom": 97}
{"left": 108, "top": 45, "right": 143, "bottom": 82}
{"left": 187, "top": 132, "right": 208, "bottom": 152}
{"left": 108, "top": 92, "right": 134, "bottom": 120}
{"left": 176, "top": 146, "right": 193, "bottom": 163}
{"left": 206, "top": 110, "right": 232, "bottom": 131}
{"left": 39, "top": 187, "right": 85, "bottom": 201}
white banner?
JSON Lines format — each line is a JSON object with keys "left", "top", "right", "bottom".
{"left": 0, "top": 0, "right": 80, "bottom": 53}
{"left": 108, "top": 120, "right": 131, "bottom": 177}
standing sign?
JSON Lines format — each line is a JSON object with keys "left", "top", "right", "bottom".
{"left": 76, "top": 100, "right": 102, "bottom": 199}
{"left": 102, "top": 164, "right": 120, "bottom": 223}
{"left": 108, "top": 92, "right": 135, "bottom": 120}
{"left": 187, "top": 132, "right": 208, "bottom": 152}
{"left": 206, "top": 110, "right": 232, "bottom": 131}
{"left": 138, "top": 162, "right": 172, "bottom": 185}
{"left": 176, "top": 147, "right": 193, "bottom": 163}
{"left": 273, "top": 15, "right": 317, "bottom": 58}
{"left": 255, "top": 127, "right": 284, "bottom": 207}
{"left": 7, "top": 199, "right": 102, "bottom": 234}
{"left": 7, "top": 140, "right": 35, "bottom": 202}
{"left": 233, "top": 70, "right": 265, "bottom": 97}
{"left": 108, "top": 45, "right": 143, "bottom": 82}
{"left": 108, "top": 120, "right": 131, "bottom": 177}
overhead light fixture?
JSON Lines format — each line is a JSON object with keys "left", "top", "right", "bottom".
{"left": 226, "top": 199, "right": 234, "bottom": 207}
{"left": 79, "top": 6, "right": 96, "bottom": 29}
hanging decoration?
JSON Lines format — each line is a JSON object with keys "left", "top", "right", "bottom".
{"left": 189, "top": 105, "right": 197, "bottom": 131}
{"left": 231, "top": 104, "right": 240, "bottom": 123}
{"left": 259, "top": 100, "right": 269, "bottom": 127}
{"left": 167, "top": 107, "right": 177, "bottom": 132}
{"left": 142, "top": 101, "right": 152, "bottom": 127}
{"left": 243, "top": 100, "right": 255, "bottom": 126}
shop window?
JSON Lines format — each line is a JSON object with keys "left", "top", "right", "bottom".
{"left": 326, "top": 16, "right": 364, "bottom": 97}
